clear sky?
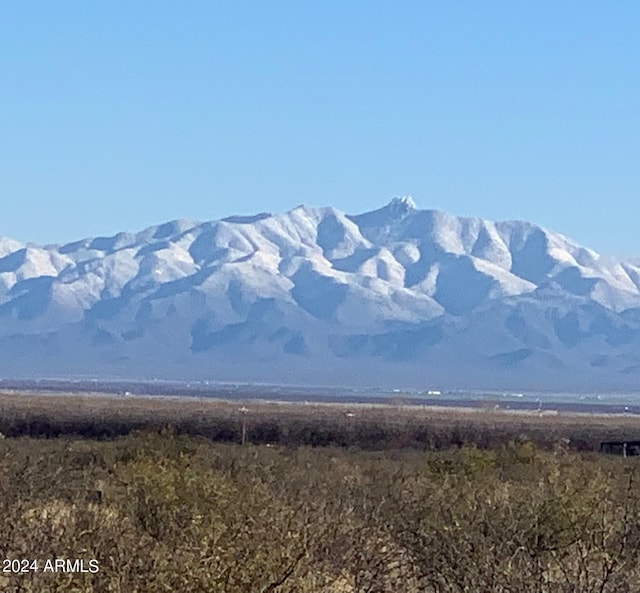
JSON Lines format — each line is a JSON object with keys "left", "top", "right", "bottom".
{"left": 1, "top": 2, "right": 638, "bottom": 255}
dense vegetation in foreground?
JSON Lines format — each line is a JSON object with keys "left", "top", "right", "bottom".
{"left": 3, "top": 393, "right": 640, "bottom": 591}
{"left": 1, "top": 429, "right": 640, "bottom": 592}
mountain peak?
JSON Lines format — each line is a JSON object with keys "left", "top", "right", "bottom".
{"left": 388, "top": 195, "right": 417, "bottom": 213}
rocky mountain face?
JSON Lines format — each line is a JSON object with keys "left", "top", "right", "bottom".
{"left": 2, "top": 197, "right": 640, "bottom": 391}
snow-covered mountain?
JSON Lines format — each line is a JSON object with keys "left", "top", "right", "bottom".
{"left": 2, "top": 197, "right": 640, "bottom": 391}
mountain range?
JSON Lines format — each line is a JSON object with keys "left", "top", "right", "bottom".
{"left": 2, "top": 197, "right": 640, "bottom": 391}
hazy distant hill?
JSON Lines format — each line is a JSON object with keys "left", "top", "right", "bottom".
{"left": 2, "top": 197, "right": 640, "bottom": 391}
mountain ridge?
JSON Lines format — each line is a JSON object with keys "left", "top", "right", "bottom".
{"left": 1, "top": 198, "right": 639, "bottom": 391}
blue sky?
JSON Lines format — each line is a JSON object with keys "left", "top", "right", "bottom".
{"left": 2, "top": 2, "right": 638, "bottom": 254}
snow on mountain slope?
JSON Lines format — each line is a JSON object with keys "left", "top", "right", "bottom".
{"left": 0, "top": 197, "right": 639, "bottom": 390}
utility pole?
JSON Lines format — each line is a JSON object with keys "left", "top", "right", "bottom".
{"left": 239, "top": 406, "right": 249, "bottom": 445}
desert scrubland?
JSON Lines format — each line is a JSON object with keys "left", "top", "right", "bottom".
{"left": 1, "top": 393, "right": 640, "bottom": 592}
